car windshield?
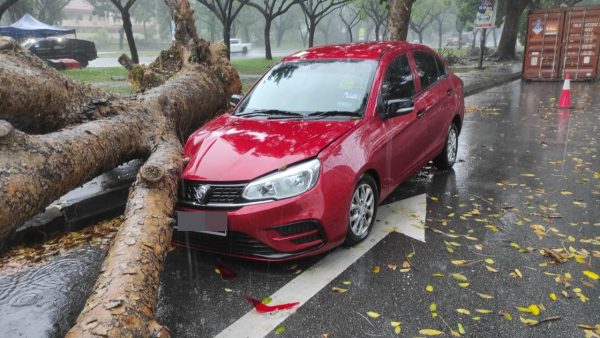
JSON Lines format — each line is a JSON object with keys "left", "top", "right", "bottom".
{"left": 235, "top": 59, "right": 378, "bottom": 119}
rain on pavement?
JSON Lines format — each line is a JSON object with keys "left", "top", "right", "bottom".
{"left": 0, "top": 79, "right": 598, "bottom": 337}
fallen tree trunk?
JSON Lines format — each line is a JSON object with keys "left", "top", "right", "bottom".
{"left": 0, "top": 0, "right": 241, "bottom": 335}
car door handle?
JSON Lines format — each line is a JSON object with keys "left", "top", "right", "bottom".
{"left": 416, "top": 109, "right": 425, "bottom": 119}
{"left": 447, "top": 88, "right": 454, "bottom": 96}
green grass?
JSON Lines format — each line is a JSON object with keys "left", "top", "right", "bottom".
{"left": 231, "top": 57, "right": 281, "bottom": 75}
{"left": 62, "top": 67, "right": 133, "bottom": 94}
{"left": 61, "top": 57, "right": 280, "bottom": 94}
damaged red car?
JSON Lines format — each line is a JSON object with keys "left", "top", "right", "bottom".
{"left": 173, "top": 41, "right": 464, "bottom": 261}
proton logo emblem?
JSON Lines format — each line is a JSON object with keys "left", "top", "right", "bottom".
{"left": 194, "top": 185, "right": 211, "bottom": 205}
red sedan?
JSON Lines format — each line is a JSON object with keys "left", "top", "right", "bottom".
{"left": 173, "top": 41, "right": 464, "bottom": 261}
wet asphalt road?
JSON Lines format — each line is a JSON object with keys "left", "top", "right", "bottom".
{"left": 0, "top": 79, "right": 599, "bottom": 337}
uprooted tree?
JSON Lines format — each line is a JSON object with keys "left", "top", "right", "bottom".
{"left": 0, "top": 0, "right": 241, "bottom": 336}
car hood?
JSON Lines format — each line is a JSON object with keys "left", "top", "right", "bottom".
{"left": 182, "top": 114, "right": 359, "bottom": 182}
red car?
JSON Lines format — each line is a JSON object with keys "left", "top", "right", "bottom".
{"left": 174, "top": 41, "right": 464, "bottom": 261}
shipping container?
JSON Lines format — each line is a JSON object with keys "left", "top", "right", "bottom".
{"left": 523, "top": 5, "right": 600, "bottom": 81}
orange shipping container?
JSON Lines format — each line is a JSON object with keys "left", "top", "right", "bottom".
{"left": 523, "top": 5, "right": 600, "bottom": 81}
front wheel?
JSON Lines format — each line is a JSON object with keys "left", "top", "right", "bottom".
{"left": 433, "top": 123, "right": 459, "bottom": 169}
{"left": 343, "top": 175, "right": 378, "bottom": 246}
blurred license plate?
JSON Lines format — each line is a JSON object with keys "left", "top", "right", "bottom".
{"left": 175, "top": 211, "right": 227, "bottom": 236}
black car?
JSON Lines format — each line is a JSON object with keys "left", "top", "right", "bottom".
{"left": 22, "top": 37, "right": 97, "bottom": 67}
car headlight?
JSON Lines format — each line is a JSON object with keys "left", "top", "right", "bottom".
{"left": 242, "top": 159, "right": 320, "bottom": 201}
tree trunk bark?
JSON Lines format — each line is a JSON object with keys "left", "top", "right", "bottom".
{"left": 223, "top": 19, "right": 231, "bottom": 60}
{"left": 438, "top": 20, "right": 443, "bottom": 49}
{"left": 496, "top": 0, "right": 530, "bottom": 60}
{"left": 119, "top": 27, "right": 125, "bottom": 50}
{"left": 308, "top": 19, "right": 316, "bottom": 47}
{"left": 458, "top": 28, "right": 463, "bottom": 49}
{"left": 0, "top": 0, "right": 242, "bottom": 334}
{"left": 0, "top": 0, "right": 18, "bottom": 21}
{"left": 0, "top": 43, "right": 113, "bottom": 134}
{"left": 264, "top": 18, "right": 272, "bottom": 60}
{"left": 387, "top": 0, "right": 414, "bottom": 41}
{"left": 276, "top": 25, "right": 285, "bottom": 47}
{"left": 418, "top": 31, "right": 423, "bottom": 43}
{"left": 122, "top": 11, "right": 139, "bottom": 64}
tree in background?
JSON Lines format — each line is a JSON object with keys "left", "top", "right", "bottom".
{"left": 408, "top": 0, "right": 438, "bottom": 43}
{"left": 90, "top": 0, "right": 140, "bottom": 63}
{"left": 0, "top": 0, "right": 18, "bottom": 22}
{"left": 454, "top": 0, "right": 477, "bottom": 49}
{"left": 299, "top": 0, "right": 349, "bottom": 47}
{"left": 338, "top": 4, "right": 360, "bottom": 42}
{"left": 196, "top": 0, "right": 250, "bottom": 59}
{"left": 273, "top": 8, "right": 296, "bottom": 47}
{"left": 433, "top": 0, "right": 453, "bottom": 48}
{"left": 387, "top": 0, "right": 415, "bottom": 40}
{"left": 361, "top": 0, "right": 387, "bottom": 41}
{"left": 246, "top": 0, "right": 297, "bottom": 59}
{"left": 495, "top": 0, "right": 530, "bottom": 60}
{"left": 35, "top": 0, "right": 71, "bottom": 25}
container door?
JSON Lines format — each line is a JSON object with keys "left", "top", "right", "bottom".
{"left": 523, "top": 10, "right": 565, "bottom": 81}
{"left": 559, "top": 7, "right": 600, "bottom": 81}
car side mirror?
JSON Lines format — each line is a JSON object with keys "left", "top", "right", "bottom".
{"left": 382, "top": 98, "right": 414, "bottom": 119}
{"left": 229, "top": 94, "right": 243, "bottom": 108}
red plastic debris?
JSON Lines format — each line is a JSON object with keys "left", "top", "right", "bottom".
{"left": 217, "top": 264, "right": 237, "bottom": 279}
{"left": 244, "top": 295, "right": 299, "bottom": 313}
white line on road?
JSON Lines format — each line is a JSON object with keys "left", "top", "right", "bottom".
{"left": 214, "top": 194, "right": 426, "bottom": 338}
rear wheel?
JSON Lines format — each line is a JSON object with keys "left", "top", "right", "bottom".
{"left": 343, "top": 175, "right": 378, "bottom": 246}
{"left": 433, "top": 123, "right": 458, "bottom": 169}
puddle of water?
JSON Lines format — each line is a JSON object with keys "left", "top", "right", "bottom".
{"left": 0, "top": 247, "right": 104, "bottom": 337}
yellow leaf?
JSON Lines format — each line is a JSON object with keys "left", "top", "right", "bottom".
{"left": 450, "top": 329, "right": 460, "bottom": 337}
{"left": 458, "top": 282, "right": 470, "bottom": 287}
{"left": 366, "top": 311, "right": 380, "bottom": 318}
{"left": 399, "top": 268, "right": 411, "bottom": 272}
{"left": 560, "top": 191, "right": 573, "bottom": 196}
{"left": 484, "top": 258, "right": 494, "bottom": 264}
{"left": 593, "top": 171, "right": 600, "bottom": 179}
{"left": 477, "top": 293, "right": 494, "bottom": 299}
{"left": 457, "top": 323, "right": 465, "bottom": 334}
{"left": 372, "top": 266, "right": 381, "bottom": 273}
{"left": 430, "top": 303, "right": 437, "bottom": 312}
{"left": 456, "top": 308, "right": 471, "bottom": 315}
{"left": 342, "top": 280, "right": 352, "bottom": 285}
{"left": 451, "top": 273, "right": 468, "bottom": 281}
{"left": 515, "top": 269, "right": 523, "bottom": 278}
{"left": 224, "top": 288, "right": 233, "bottom": 292}
{"left": 430, "top": 196, "right": 439, "bottom": 201}
{"left": 332, "top": 287, "right": 347, "bottom": 293}
{"left": 214, "top": 268, "right": 221, "bottom": 274}
{"left": 426, "top": 285, "right": 434, "bottom": 292}
{"left": 472, "top": 317, "right": 481, "bottom": 321}
{"left": 419, "top": 329, "right": 444, "bottom": 336}
{"left": 452, "top": 260, "right": 466, "bottom": 265}
{"left": 516, "top": 304, "right": 540, "bottom": 316}
{"left": 485, "top": 265, "right": 498, "bottom": 273}
{"left": 390, "top": 321, "right": 401, "bottom": 327}
{"left": 474, "top": 244, "right": 483, "bottom": 251}
{"left": 433, "top": 273, "right": 445, "bottom": 277}
{"left": 549, "top": 293, "right": 557, "bottom": 301}
{"left": 519, "top": 316, "right": 539, "bottom": 326}
{"left": 476, "top": 309, "right": 492, "bottom": 314}
{"left": 583, "top": 270, "right": 599, "bottom": 280}
{"left": 394, "top": 326, "right": 401, "bottom": 334}
{"left": 499, "top": 311, "right": 512, "bottom": 320}
{"left": 520, "top": 173, "right": 535, "bottom": 177}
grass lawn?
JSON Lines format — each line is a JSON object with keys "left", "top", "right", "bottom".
{"left": 230, "top": 57, "right": 281, "bottom": 75}
{"left": 61, "top": 57, "right": 280, "bottom": 94}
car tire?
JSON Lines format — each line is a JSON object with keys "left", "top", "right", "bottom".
{"left": 433, "top": 123, "right": 459, "bottom": 170}
{"left": 343, "top": 175, "right": 378, "bottom": 246}
{"left": 242, "top": 47, "right": 248, "bottom": 54}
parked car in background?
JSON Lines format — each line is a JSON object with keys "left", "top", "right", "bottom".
{"left": 229, "top": 38, "right": 251, "bottom": 54}
{"left": 174, "top": 41, "right": 464, "bottom": 261}
{"left": 21, "top": 37, "right": 97, "bottom": 67}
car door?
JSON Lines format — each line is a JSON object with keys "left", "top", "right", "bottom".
{"left": 412, "top": 51, "right": 450, "bottom": 159}
{"left": 380, "top": 53, "right": 429, "bottom": 187}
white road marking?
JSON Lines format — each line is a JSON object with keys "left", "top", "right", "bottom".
{"left": 214, "top": 194, "right": 426, "bottom": 338}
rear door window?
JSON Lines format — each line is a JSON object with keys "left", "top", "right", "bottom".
{"left": 381, "top": 54, "right": 415, "bottom": 101}
{"left": 413, "top": 51, "right": 441, "bottom": 89}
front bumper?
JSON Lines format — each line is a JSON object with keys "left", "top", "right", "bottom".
{"left": 172, "top": 179, "right": 348, "bottom": 261}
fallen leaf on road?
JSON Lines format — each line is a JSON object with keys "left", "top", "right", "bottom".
{"left": 244, "top": 295, "right": 299, "bottom": 313}
{"left": 477, "top": 293, "right": 494, "bottom": 299}
{"left": 367, "top": 311, "right": 380, "bottom": 318}
{"left": 426, "top": 285, "right": 434, "bottom": 292}
{"left": 456, "top": 308, "right": 471, "bottom": 315}
{"left": 419, "top": 329, "right": 444, "bottom": 336}
{"left": 372, "top": 266, "right": 381, "bottom": 273}
{"left": 549, "top": 293, "right": 557, "bottom": 301}
{"left": 516, "top": 304, "right": 540, "bottom": 316}
{"left": 274, "top": 326, "right": 286, "bottom": 334}
{"left": 583, "top": 270, "right": 599, "bottom": 280}
{"left": 519, "top": 316, "right": 539, "bottom": 326}
{"left": 332, "top": 287, "right": 347, "bottom": 293}
{"left": 451, "top": 273, "right": 468, "bottom": 281}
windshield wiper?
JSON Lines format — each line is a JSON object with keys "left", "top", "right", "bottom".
{"left": 236, "top": 109, "right": 304, "bottom": 119}
{"left": 307, "top": 110, "right": 362, "bottom": 119}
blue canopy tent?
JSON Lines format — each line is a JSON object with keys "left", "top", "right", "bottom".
{"left": 0, "top": 14, "right": 75, "bottom": 38}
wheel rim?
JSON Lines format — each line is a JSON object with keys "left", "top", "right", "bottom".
{"left": 349, "top": 183, "right": 375, "bottom": 237}
{"left": 447, "top": 127, "right": 458, "bottom": 164}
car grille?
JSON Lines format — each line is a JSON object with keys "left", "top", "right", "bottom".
{"left": 173, "top": 231, "right": 296, "bottom": 259}
{"left": 180, "top": 180, "right": 246, "bottom": 205}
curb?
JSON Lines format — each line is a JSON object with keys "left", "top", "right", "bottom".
{"left": 463, "top": 72, "right": 522, "bottom": 97}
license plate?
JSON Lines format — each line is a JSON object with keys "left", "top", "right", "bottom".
{"left": 175, "top": 211, "right": 227, "bottom": 236}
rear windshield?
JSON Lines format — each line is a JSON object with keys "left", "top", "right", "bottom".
{"left": 236, "top": 59, "right": 378, "bottom": 117}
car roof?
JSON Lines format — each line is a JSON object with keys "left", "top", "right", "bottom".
{"left": 282, "top": 41, "right": 415, "bottom": 62}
